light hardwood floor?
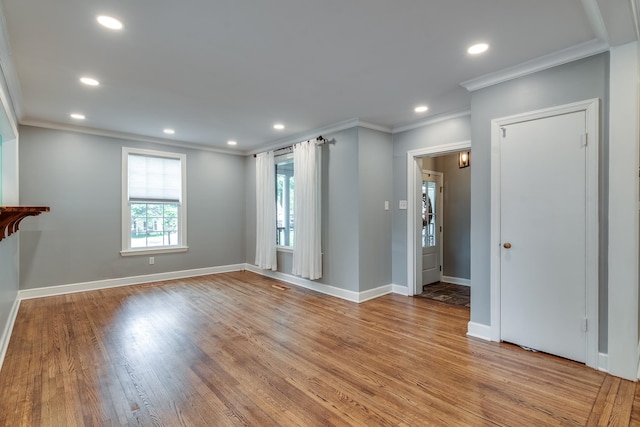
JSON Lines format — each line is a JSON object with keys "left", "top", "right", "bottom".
{"left": 0, "top": 271, "right": 637, "bottom": 426}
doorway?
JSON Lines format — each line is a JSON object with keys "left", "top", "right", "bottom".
{"left": 490, "top": 99, "right": 599, "bottom": 368}
{"left": 407, "top": 141, "right": 471, "bottom": 297}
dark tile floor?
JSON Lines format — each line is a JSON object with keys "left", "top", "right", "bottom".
{"left": 417, "top": 281, "right": 470, "bottom": 307}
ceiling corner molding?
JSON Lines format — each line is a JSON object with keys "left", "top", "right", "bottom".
{"left": 460, "top": 39, "right": 610, "bottom": 92}
{"left": 246, "top": 118, "right": 370, "bottom": 155}
{"left": 632, "top": 0, "right": 640, "bottom": 40}
{"left": 0, "top": 2, "right": 22, "bottom": 129}
{"left": 392, "top": 109, "right": 471, "bottom": 134}
{"left": 356, "top": 120, "right": 392, "bottom": 133}
{"left": 20, "top": 119, "right": 241, "bottom": 156}
{"left": 581, "top": 0, "right": 610, "bottom": 42}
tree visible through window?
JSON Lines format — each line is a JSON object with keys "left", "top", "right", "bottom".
{"left": 276, "top": 156, "right": 294, "bottom": 247}
{"left": 130, "top": 203, "right": 178, "bottom": 248}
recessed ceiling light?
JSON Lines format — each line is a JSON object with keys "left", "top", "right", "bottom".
{"left": 468, "top": 43, "right": 489, "bottom": 55}
{"left": 80, "top": 77, "right": 100, "bottom": 86}
{"left": 273, "top": 123, "right": 285, "bottom": 130}
{"left": 227, "top": 140, "right": 237, "bottom": 146}
{"left": 163, "top": 128, "right": 175, "bottom": 135}
{"left": 96, "top": 15, "right": 123, "bottom": 30}
{"left": 414, "top": 105, "right": 428, "bottom": 113}
{"left": 70, "top": 113, "right": 85, "bottom": 120}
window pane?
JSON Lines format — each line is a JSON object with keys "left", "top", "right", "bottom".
{"left": 164, "top": 217, "right": 178, "bottom": 246}
{"left": 422, "top": 181, "right": 437, "bottom": 248}
{"left": 276, "top": 157, "right": 294, "bottom": 247}
{"left": 131, "top": 203, "right": 147, "bottom": 248}
{"left": 130, "top": 202, "right": 180, "bottom": 249}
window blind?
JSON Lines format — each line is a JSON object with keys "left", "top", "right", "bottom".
{"left": 128, "top": 154, "right": 182, "bottom": 203}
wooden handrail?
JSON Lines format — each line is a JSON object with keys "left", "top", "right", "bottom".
{"left": 0, "top": 206, "right": 50, "bottom": 242}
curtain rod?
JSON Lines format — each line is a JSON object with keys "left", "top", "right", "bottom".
{"left": 253, "top": 136, "right": 328, "bottom": 158}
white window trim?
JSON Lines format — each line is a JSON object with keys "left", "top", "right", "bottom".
{"left": 121, "top": 147, "right": 188, "bottom": 256}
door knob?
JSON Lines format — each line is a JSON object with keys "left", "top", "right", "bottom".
{"left": 503, "top": 243, "right": 512, "bottom": 249}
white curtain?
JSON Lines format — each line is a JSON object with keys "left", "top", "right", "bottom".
{"left": 292, "top": 140, "right": 322, "bottom": 279}
{"left": 255, "top": 151, "right": 277, "bottom": 270}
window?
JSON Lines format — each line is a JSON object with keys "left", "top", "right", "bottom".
{"left": 121, "top": 147, "right": 187, "bottom": 255}
{"left": 276, "top": 155, "right": 294, "bottom": 248}
{"left": 422, "top": 180, "right": 437, "bottom": 248}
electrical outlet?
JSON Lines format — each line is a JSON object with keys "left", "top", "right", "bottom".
{"left": 149, "top": 257, "right": 155, "bottom": 265}
{"left": 399, "top": 200, "right": 408, "bottom": 210}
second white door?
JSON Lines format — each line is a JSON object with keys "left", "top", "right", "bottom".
{"left": 499, "top": 110, "right": 588, "bottom": 363}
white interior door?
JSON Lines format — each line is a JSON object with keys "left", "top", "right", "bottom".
{"left": 500, "top": 111, "right": 587, "bottom": 363}
{"left": 422, "top": 172, "right": 442, "bottom": 286}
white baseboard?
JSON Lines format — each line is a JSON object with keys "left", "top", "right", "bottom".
{"left": 245, "top": 264, "right": 393, "bottom": 303}
{"left": 358, "top": 284, "right": 393, "bottom": 302}
{"left": 0, "top": 295, "right": 21, "bottom": 372}
{"left": 637, "top": 341, "right": 640, "bottom": 379}
{"left": 18, "top": 264, "right": 246, "bottom": 300}
{"left": 467, "top": 321, "right": 492, "bottom": 341}
{"left": 392, "top": 284, "right": 409, "bottom": 296}
{"left": 598, "top": 352, "right": 609, "bottom": 373}
{"left": 17, "top": 262, "right": 398, "bottom": 306}
{"left": 442, "top": 276, "right": 471, "bottom": 287}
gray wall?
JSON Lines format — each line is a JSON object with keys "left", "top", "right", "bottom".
{"left": 358, "top": 127, "right": 393, "bottom": 292}
{"left": 435, "top": 153, "right": 470, "bottom": 280}
{"left": 245, "top": 127, "right": 361, "bottom": 291}
{"left": 322, "top": 128, "right": 360, "bottom": 291}
{"left": 391, "top": 116, "right": 472, "bottom": 287}
{"left": 18, "top": 125, "right": 246, "bottom": 289}
{"left": 469, "top": 53, "right": 609, "bottom": 351}
{"left": 245, "top": 126, "right": 393, "bottom": 293}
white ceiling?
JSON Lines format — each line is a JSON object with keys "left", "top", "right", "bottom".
{"left": 0, "top": 0, "right": 637, "bottom": 153}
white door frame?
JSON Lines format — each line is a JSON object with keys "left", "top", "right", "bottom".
{"left": 490, "top": 98, "right": 599, "bottom": 369}
{"left": 407, "top": 141, "right": 471, "bottom": 296}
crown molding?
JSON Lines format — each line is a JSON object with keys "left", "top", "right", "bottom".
{"left": 581, "top": 0, "right": 609, "bottom": 42}
{"left": 357, "top": 120, "right": 392, "bottom": 133}
{"left": 460, "top": 39, "right": 610, "bottom": 92}
{"left": 392, "top": 109, "right": 471, "bottom": 134}
{"left": 22, "top": 116, "right": 394, "bottom": 157}
{"left": 246, "top": 118, "right": 358, "bottom": 155}
{"left": 632, "top": 0, "right": 640, "bottom": 40}
{"left": 20, "top": 119, "right": 242, "bottom": 156}
{"left": 245, "top": 118, "right": 392, "bottom": 155}
{"left": 0, "top": 2, "right": 21, "bottom": 131}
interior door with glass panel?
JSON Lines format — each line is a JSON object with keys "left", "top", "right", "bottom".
{"left": 422, "top": 171, "right": 442, "bottom": 286}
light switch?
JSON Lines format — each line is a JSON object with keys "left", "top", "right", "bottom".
{"left": 399, "top": 200, "right": 408, "bottom": 209}
{"left": 384, "top": 201, "right": 389, "bottom": 210}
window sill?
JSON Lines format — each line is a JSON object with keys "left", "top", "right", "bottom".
{"left": 120, "top": 246, "right": 189, "bottom": 257}
{"left": 276, "top": 246, "right": 293, "bottom": 253}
